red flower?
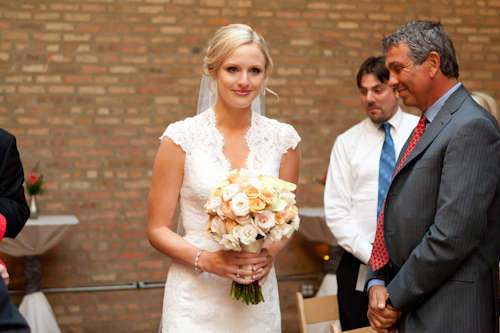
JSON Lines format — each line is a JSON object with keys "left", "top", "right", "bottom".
{"left": 28, "top": 174, "right": 39, "bottom": 186}
{"left": 323, "top": 173, "right": 327, "bottom": 184}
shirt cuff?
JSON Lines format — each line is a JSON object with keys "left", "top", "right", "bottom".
{"left": 367, "top": 279, "right": 386, "bottom": 291}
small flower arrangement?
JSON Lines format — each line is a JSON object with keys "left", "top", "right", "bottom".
{"left": 204, "top": 169, "right": 300, "bottom": 305}
{"left": 25, "top": 163, "right": 44, "bottom": 195}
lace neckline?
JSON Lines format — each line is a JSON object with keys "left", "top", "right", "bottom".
{"left": 208, "top": 107, "right": 255, "bottom": 171}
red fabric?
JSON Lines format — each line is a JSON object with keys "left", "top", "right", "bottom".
{"left": 0, "top": 214, "right": 6, "bottom": 271}
{"left": 0, "top": 213, "right": 6, "bottom": 240}
{"left": 371, "top": 114, "right": 428, "bottom": 271}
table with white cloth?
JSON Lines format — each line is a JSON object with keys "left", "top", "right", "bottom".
{"left": 0, "top": 215, "right": 79, "bottom": 333}
{"left": 298, "top": 208, "right": 343, "bottom": 332}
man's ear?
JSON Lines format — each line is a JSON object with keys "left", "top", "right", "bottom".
{"left": 427, "top": 51, "right": 441, "bottom": 79}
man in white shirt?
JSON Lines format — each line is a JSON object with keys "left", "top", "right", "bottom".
{"left": 324, "top": 56, "right": 419, "bottom": 330}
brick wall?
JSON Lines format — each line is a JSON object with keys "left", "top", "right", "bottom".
{"left": 0, "top": 1, "right": 499, "bottom": 332}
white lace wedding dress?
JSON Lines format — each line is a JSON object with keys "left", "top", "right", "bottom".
{"left": 158, "top": 107, "right": 301, "bottom": 333}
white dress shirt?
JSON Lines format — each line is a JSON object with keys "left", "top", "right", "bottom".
{"left": 324, "top": 107, "right": 419, "bottom": 264}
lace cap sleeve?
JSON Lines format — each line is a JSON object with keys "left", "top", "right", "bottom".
{"left": 159, "top": 118, "right": 194, "bottom": 153}
{"left": 278, "top": 122, "right": 301, "bottom": 154}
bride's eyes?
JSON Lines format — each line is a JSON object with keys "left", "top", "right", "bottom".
{"left": 226, "top": 67, "right": 262, "bottom": 74}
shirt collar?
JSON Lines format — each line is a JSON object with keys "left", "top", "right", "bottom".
{"left": 423, "top": 82, "right": 462, "bottom": 123}
{"left": 366, "top": 106, "right": 404, "bottom": 133}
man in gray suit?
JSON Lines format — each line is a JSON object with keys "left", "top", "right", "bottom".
{"left": 366, "top": 20, "right": 500, "bottom": 333}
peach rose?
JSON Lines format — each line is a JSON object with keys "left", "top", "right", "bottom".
{"left": 213, "top": 187, "right": 223, "bottom": 197}
{"left": 284, "top": 205, "right": 298, "bottom": 222}
{"left": 275, "top": 213, "right": 285, "bottom": 228}
{"left": 221, "top": 200, "right": 236, "bottom": 220}
{"left": 227, "top": 171, "right": 240, "bottom": 184}
{"left": 210, "top": 216, "right": 227, "bottom": 241}
{"left": 260, "top": 189, "right": 277, "bottom": 206}
{"left": 226, "top": 220, "right": 238, "bottom": 235}
{"left": 249, "top": 198, "right": 266, "bottom": 213}
{"left": 243, "top": 187, "right": 261, "bottom": 200}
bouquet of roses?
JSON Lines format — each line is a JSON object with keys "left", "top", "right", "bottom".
{"left": 204, "top": 169, "right": 300, "bottom": 305}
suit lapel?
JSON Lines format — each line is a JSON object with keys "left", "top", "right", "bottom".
{"left": 395, "top": 85, "right": 469, "bottom": 175}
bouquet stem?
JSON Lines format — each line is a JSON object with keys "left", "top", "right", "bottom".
{"left": 231, "top": 238, "right": 265, "bottom": 305}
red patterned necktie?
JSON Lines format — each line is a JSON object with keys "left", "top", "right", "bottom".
{"left": 371, "top": 114, "right": 429, "bottom": 271}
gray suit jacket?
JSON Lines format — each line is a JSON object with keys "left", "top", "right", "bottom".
{"left": 367, "top": 85, "right": 500, "bottom": 332}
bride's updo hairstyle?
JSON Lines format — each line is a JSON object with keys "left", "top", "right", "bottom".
{"left": 202, "top": 24, "right": 276, "bottom": 97}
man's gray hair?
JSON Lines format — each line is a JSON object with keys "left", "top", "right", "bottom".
{"left": 382, "top": 20, "right": 459, "bottom": 79}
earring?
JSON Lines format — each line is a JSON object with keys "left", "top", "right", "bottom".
{"left": 261, "top": 84, "right": 266, "bottom": 96}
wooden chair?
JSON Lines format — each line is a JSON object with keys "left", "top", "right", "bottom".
{"left": 330, "top": 323, "right": 377, "bottom": 333}
{"left": 296, "top": 291, "right": 339, "bottom": 333}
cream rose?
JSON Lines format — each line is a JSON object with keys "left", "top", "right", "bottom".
{"left": 230, "top": 193, "right": 250, "bottom": 216}
{"left": 280, "top": 189, "right": 296, "bottom": 205}
{"left": 210, "top": 216, "right": 227, "bottom": 239}
{"left": 236, "top": 214, "right": 253, "bottom": 226}
{"left": 237, "top": 169, "right": 254, "bottom": 188}
{"left": 282, "top": 223, "right": 294, "bottom": 238}
{"left": 270, "top": 227, "right": 284, "bottom": 242}
{"left": 249, "top": 198, "right": 266, "bottom": 213}
{"left": 249, "top": 177, "right": 263, "bottom": 190}
{"left": 238, "top": 224, "right": 258, "bottom": 246}
{"left": 204, "top": 195, "right": 222, "bottom": 215}
{"left": 219, "top": 233, "right": 241, "bottom": 251}
{"left": 290, "top": 216, "right": 300, "bottom": 231}
{"left": 254, "top": 210, "right": 276, "bottom": 231}
{"left": 222, "top": 183, "right": 240, "bottom": 202}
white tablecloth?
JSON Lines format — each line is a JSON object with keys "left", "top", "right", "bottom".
{"left": 0, "top": 215, "right": 79, "bottom": 333}
{"left": 0, "top": 215, "right": 79, "bottom": 256}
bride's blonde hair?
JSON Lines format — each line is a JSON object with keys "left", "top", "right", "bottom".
{"left": 202, "top": 24, "right": 276, "bottom": 98}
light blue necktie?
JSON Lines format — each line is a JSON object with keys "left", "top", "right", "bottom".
{"left": 377, "top": 123, "right": 395, "bottom": 219}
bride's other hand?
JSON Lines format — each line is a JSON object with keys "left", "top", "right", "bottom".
{"left": 200, "top": 250, "right": 267, "bottom": 284}
{"left": 251, "top": 248, "right": 274, "bottom": 286}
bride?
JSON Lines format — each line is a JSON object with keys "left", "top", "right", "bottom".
{"left": 148, "top": 24, "right": 301, "bottom": 332}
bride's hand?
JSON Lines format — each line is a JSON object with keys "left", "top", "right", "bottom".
{"left": 251, "top": 248, "right": 274, "bottom": 286}
{"left": 201, "top": 250, "right": 268, "bottom": 285}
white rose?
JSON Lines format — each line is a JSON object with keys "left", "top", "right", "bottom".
{"left": 238, "top": 224, "right": 258, "bottom": 246}
{"left": 254, "top": 210, "right": 276, "bottom": 231}
{"left": 282, "top": 223, "right": 294, "bottom": 238}
{"left": 222, "top": 184, "right": 240, "bottom": 201}
{"left": 270, "top": 227, "right": 283, "bottom": 242}
{"left": 231, "top": 193, "right": 250, "bottom": 216}
{"left": 219, "top": 234, "right": 241, "bottom": 251}
{"left": 210, "top": 216, "right": 227, "bottom": 238}
{"left": 280, "top": 189, "right": 296, "bottom": 205}
{"left": 204, "top": 195, "right": 222, "bottom": 214}
{"left": 290, "top": 216, "right": 300, "bottom": 231}
{"left": 249, "top": 177, "right": 263, "bottom": 190}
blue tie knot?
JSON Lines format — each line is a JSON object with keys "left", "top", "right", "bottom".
{"left": 381, "top": 123, "right": 391, "bottom": 136}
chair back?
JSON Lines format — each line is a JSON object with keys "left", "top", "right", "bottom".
{"left": 296, "top": 292, "right": 339, "bottom": 333}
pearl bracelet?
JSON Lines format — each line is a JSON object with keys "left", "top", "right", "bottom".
{"left": 194, "top": 249, "right": 204, "bottom": 274}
